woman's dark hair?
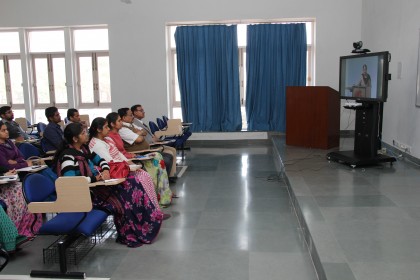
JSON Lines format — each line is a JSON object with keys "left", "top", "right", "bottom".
{"left": 53, "top": 122, "right": 84, "bottom": 166}
{"left": 89, "top": 117, "right": 107, "bottom": 140}
{"left": 0, "top": 120, "right": 5, "bottom": 128}
{"left": 106, "top": 112, "right": 119, "bottom": 130}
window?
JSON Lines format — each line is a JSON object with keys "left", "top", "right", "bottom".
{"left": 74, "top": 28, "right": 111, "bottom": 108}
{"left": 167, "top": 20, "right": 315, "bottom": 130}
{"left": 29, "top": 30, "right": 68, "bottom": 122}
{"left": 0, "top": 26, "right": 111, "bottom": 124}
{"left": 0, "top": 31, "right": 24, "bottom": 110}
{"left": 31, "top": 54, "right": 67, "bottom": 106}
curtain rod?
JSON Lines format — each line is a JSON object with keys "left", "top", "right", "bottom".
{"left": 166, "top": 18, "right": 315, "bottom": 27}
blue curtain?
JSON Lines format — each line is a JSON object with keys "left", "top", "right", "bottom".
{"left": 246, "top": 23, "right": 307, "bottom": 131}
{"left": 174, "top": 25, "right": 242, "bottom": 132}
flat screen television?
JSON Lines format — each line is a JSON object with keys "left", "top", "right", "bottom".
{"left": 339, "top": 51, "right": 390, "bottom": 102}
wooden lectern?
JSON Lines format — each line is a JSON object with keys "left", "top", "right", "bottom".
{"left": 286, "top": 86, "right": 340, "bottom": 149}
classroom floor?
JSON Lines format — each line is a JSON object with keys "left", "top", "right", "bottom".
{"left": 5, "top": 136, "right": 417, "bottom": 280}
{"left": 273, "top": 135, "right": 420, "bottom": 280}
{"left": 2, "top": 139, "right": 317, "bottom": 280}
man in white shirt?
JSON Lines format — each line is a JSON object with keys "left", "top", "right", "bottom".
{"left": 131, "top": 104, "right": 178, "bottom": 178}
{"left": 117, "top": 107, "right": 176, "bottom": 181}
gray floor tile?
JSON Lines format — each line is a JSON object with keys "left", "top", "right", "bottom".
{"left": 247, "top": 228, "right": 307, "bottom": 253}
{"left": 295, "top": 196, "right": 325, "bottom": 224}
{"left": 328, "top": 219, "right": 420, "bottom": 241}
{"left": 309, "top": 222, "right": 347, "bottom": 263}
{"left": 386, "top": 193, "right": 420, "bottom": 207}
{"left": 320, "top": 206, "right": 413, "bottom": 222}
{"left": 315, "top": 195, "right": 397, "bottom": 207}
{"left": 197, "top": 211, "right": 299, "bottom": 231}
{"left": 140, "top": 228, "right": 196, "bottom": 251}
{"left": 338, "top": 239, "right": 420, "bottom": 262}
{"left": 322, "top": 262, "right": 356, "bottom": 280}
{"left": 160, "top": 210, "right": 202, "bottom": 229}
{"left": 249, "top": 252, "right": 318, "bottom": 280}
{"left": 350, "top": 261, "right": 420, "bottom": 280}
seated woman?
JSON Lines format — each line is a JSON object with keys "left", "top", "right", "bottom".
{"left": 88, "top": 117, "right": 163, "bottom": 215}
{"left": 0, "top": 121, "right": 35, "bottom": 170}
{"left": 0, "top": 203, "right": 28, "bottom": 253}
{"left": 105, "top": 113, "right": 173, "bottom": 206}
{"left": 0, "top": 122, "right": 42, "bottom": 238}
{"left": 54, "top": 123, "right": 163, "bottom": 247}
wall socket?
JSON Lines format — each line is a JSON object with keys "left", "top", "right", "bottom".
{"left": 393, "top": 140, "right": 411, "bottom": 154}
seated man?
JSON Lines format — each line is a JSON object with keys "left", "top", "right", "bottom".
{"left": 131, "top": 104, "right": 177, "bottom": 178}
{"left": 118, "top": 107, "right": 176, "bottom": 180}
{"left": 43, "top": 107, "right": 64, "bottom": 152}
{"left": 65, "top": 108, "right": 88, "bottom": 129}
{"left": 0, "top": 106, "right": 32, "bottom": 142}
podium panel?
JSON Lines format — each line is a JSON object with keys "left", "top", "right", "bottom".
{"left": 286, "top": 86, "right": 340, "bottom": 149}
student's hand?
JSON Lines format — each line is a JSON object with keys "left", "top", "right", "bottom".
{"left": 152, "top": 135, "right": 160, "bottom": 142}
{"left": 135, "top": 135, "right": 144, "bottom": 143}
{"left": 15, "top": 136, "right": 25, "bottom": 142}
{"left": 5, "top": 169, "right": 16, "bottom": 175}
{"left": 8, "top": 159, "right": 18, "bottom": 165}
{"left": 95, "top": 174, "right": 102, "bottom": 181}
{"left": 102, "top": 170, "right": 111, "bottom": 180}
{"left": 26, "top": 160, "right": 33, "bottom": 166}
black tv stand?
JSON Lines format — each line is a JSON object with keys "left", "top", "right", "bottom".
{"left": 327, "top": 101, "right": 396, "bottom": 168}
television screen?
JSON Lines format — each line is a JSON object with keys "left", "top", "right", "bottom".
{"left": 339, "top": 51, "right": 390, "bottom": 102}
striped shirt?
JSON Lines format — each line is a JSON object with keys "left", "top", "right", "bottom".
{"left": 59, "top": 146, "right": 109, "bottom": 183}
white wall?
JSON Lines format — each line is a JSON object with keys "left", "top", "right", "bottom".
{"left": 0, "top": 0, "right": 362, "bottom": 129}
{"left": 362, "top": 0, "right": 420, "bottom": 158}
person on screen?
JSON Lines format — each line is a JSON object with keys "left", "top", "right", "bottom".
{"left": 358, "top": 64, "right": 371, "bottom": 88}
{"left": 352, "top": 64, "right": 372, "bottom": 98}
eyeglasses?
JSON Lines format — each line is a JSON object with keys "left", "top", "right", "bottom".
{"left": 136, "top": 109, "right": 145, "bottom": 112}
{"left": 5, "top": 110, "right": 13, "bottom": 114}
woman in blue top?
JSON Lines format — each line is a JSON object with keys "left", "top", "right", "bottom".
{"left": 53, "top": 123, "right": 163, "bottom": 247}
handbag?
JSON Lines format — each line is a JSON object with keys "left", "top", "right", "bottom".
{"left": 108, "top": 161, "right": 130, "bottom": 179}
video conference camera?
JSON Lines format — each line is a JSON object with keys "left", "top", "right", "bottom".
{"left": 352, "top": 41, "right": 370, "bottom": 54}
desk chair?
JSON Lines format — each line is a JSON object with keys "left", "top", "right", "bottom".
{"left": 18, "top": 142, "right": 42, "bottom": 159}
{"left": 37, "top": 122, "right": 47, "bottom": 138}
{"left": 15, "top": 117, "right": 29, "bottom": 132}
{"left": 22, "top": 174, "right": 109, "bottom": 279}
{"left": 79, "top": 114, "right": 90, "bottom": 127}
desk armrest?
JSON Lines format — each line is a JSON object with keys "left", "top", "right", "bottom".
{"left": 28, "top": 176, "right": 93, "bottom": 213}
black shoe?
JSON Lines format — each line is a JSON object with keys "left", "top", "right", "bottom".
{"left": 163, "top": 213, "right": 171, "bottom": 220}
{"left": 169, "top": 177, "right": 177, "bottom": 183}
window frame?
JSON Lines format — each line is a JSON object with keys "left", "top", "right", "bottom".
{"left": 31, "top": 53, "right": 68, "bottom": 109}
{"left": 0, "top": 26, "right": 111, "bottom": 123}
{"left": 75, "top": 51, "right": 111, "bottom": 109}
{"left": 0, "top": 54, "right": 25, "bottom": 110}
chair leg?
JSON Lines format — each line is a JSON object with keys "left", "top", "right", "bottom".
{"left": 30, "top": 236, "right": 86, "bottom": 279}
{"left": 181, "top": 143, "right": 185, "bottom": 161}
{"left": 0, "top": 248, "right": 9, "bottom": 272}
